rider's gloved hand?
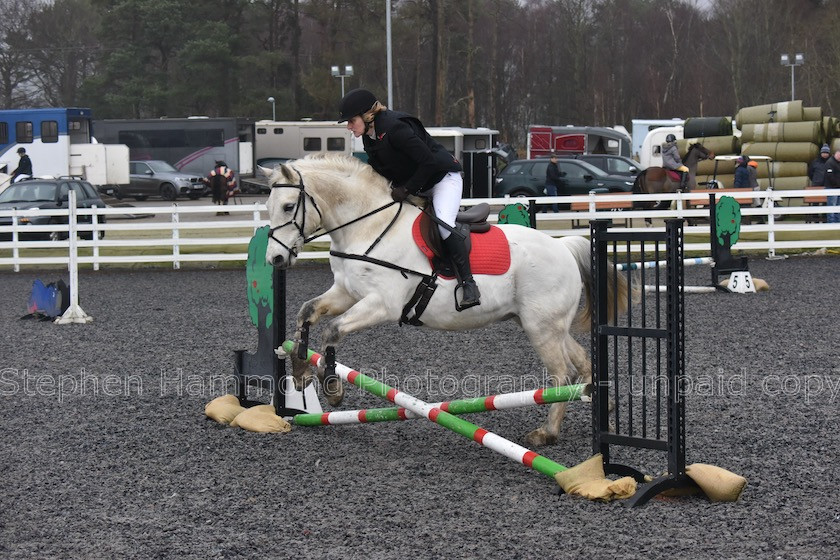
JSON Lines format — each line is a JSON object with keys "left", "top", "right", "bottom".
{"left": 391, "top": 186, "right": 409, "bottom": 202}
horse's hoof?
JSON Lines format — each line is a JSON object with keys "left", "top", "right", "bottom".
{"left": 324, "top": 378, "right": 345, "bottom": 407}
{"left": 524, "top": 429, "right": 557, "bottom": 448}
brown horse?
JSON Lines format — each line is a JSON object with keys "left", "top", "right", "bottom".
{"left": 633, "top": 143, "right": 714, "bottom": 207}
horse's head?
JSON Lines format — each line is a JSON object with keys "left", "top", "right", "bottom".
{"left": 263, "top": 154, "right": 393, "bottom": 268}
{"left": 688, "top": 142, "right": 715, "bottom": 162}
{"left": 264, "top": 161, "right": 323, "bottom": 268}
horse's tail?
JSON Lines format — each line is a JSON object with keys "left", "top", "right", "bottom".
{"left": 560, "top": 235, "right": 636, "bottom": 331}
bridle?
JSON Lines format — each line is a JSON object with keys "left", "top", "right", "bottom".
{"left": 267, "top": 168, "right": 324, "bottom": 260}
{"left": 267, "top": 166, "right": 402, "bottom": 260}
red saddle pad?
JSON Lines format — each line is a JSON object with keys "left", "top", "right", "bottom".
{"left": 411, "top": 214, "right": 511, "bottom": 277}
{"left": 666, "top": 170, "right": 682, "bottom": 182}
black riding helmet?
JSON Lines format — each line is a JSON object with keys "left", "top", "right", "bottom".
{"left": 338, "top": 88, "right": 378, "bottom": 123}
{"left": 665, "top": 134, "right": 676, "bottom": 143}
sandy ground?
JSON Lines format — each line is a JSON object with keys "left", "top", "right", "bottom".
{"left": 0, "top": 254, "right": 838, "bottom": 559}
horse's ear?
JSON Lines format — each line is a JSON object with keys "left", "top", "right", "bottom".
{"left": 256, "top": 165, "right": 274, "bottom": 178}
{"left": 278, "top": 163, "right": 298, "bottom": 184}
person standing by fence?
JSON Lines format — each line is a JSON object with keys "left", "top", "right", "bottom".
{"left": 203, "top": 161, "right": 238, "bottom": 216}
{"left": 808, "top": 144, "right": 831, "bottom": 187}
{"left": 543, "top": 154, "right": 562, "bottom": 213}
{"left": 824, "top": 150, "right": 840, "bottom": 223}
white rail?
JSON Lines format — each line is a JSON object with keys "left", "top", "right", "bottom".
{"left": 1, "top": 189, "right": 839, "bottom": 272}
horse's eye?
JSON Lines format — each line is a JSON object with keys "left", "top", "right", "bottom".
{"left": 283, "top": 203, "right": 295, "bottom": 213}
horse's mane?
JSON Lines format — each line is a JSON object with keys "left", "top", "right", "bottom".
{"left": 288, "top": 153, "right": 391, "bottom": 195}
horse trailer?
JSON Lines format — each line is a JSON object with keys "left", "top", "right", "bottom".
{"left": 526, "top": 125, "right": 632, "bottom": 160}
{"left": 0, "top": 108, "right": 128, "bottom": 189}
{"left": 92, "top": 117, "right": 255, "bottom": 186}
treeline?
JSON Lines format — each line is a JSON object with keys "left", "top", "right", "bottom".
{"left": 1, "top": 0, "right": 837, "bottom": 149}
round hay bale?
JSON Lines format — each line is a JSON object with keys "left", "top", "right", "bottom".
{"left": 757, "top": 176, "right": 809, "bottom": 190}
{"left": 697, "top": 159, "right": 735, "bottom": 176}
{"left": 803, "top": 106, "right": 823, "bottom": 121}
{"left": 740, "top": 121, "right": 822, "bottom": 144}
{"left": 735, "top": 100, "right": 803, "bottom": 125}
{"left": 683, "top": 117, "right": 732, "bottom": 138}
{"left": 741, "top": 142, "right": 818, "bottom": 163}
{"left": 677, "top": 135, "right": 739, "bottom": 155}
{"left": 832, "top": 138, "right": 840, "bottom": 154}
{"left": 754, "top": 161, "right": 807, "bottom": 179}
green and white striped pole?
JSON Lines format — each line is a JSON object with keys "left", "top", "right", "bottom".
{"left": 293, "top": 384, "right": 585, "bottom": 426}
{"left": 284, "top": 341, "right": 568, "bottom": 479}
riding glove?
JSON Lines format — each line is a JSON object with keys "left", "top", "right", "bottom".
{"left": 391, "top": 185, "right": 409, "bottom": 202}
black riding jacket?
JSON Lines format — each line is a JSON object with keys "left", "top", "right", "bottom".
{"left": 362, "top": 110, "right": 462, "bottom": 194}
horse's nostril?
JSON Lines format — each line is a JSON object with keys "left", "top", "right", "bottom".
{"left": 272, "top": 255, "right": 286, "bottom": 266}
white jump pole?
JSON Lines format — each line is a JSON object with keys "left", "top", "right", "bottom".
{"left": 55, "top": 190, "right": 93, "bottom": 324}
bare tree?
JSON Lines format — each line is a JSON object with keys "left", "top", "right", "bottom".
{"left": 0, "top": 0, "right": 36, "bottom": 107}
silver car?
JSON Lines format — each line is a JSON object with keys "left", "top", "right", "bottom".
{"left": 117, "top": 160, "right": 206, "bottom": 201}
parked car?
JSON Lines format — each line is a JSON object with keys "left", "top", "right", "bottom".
{"left": 0, "top": 178, "right": 107, "bottom": 240}
{"left": 563, "top": 154, "right": 642, "bottom": 177}
{"left": 117, "top": 160, "right": 206, "bottom": 201}
{"left": 494, "top": 158, "right": 635, "bottom": 198}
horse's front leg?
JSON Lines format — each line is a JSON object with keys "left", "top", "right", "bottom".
{"left": 289, "top": 284, "right": 357, "bottom": 398}
{"left": 299, "top": 293, "right": 394, "bottom": 408}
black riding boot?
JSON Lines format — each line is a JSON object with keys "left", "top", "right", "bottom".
{"left": 679, "top": 171, "right": 689, "bottom": 191}
{"left": 443, "top": 233, "right": 481, "bottom": 310}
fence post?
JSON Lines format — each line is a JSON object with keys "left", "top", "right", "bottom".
{"left": 91, "top": 205, "right": 100, "bottom": 271}
{"left": 11, "top": 209, "right": 20, "bottom": 273}
{"left": 172, "top": 204, "right": 180, "bottom": 270}
{"left": 55, "top": 190, "right": 92, "bottom": 324}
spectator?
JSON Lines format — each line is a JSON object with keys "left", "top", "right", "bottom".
{"left": 747, "top": 159, "right": 760, "bottom": 207}
{"left": 808, "top": 144, "right": 831, "bottom": 186}
{"left": 543, "top": 154, "right": 562, "bottom": 213}
{"left": 824, "top": 150, "right": 840, "bottom": 223}
{"left": 203, "top": 160, "right": 237, "bottom": 216}
{"left": 733, "top": 156, "right": 750, "bottom": 188}
{"left": 11, "top": 147, "right": 32, "bottom": 183}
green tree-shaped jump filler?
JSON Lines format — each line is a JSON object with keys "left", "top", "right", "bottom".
{"left": 246, "top": 226, "right": 274, "bottom": 329}
{"left": 498, "top": 202, "right": 532, "bottom": 227}
{"left": 715, "top": 196, "right": 741, "bottom": 248}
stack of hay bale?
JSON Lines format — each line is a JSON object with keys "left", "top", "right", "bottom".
{"left": 677, "top": 116, "right": 741, "bottom": 186}
{"left": 735, "top": 100, "right": 839, "bottom": 201}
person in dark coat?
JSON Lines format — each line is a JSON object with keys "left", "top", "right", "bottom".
{"left": 203, "top": 160, "right": 237, "bottom": 215}
{"left": 824, "top": 150, "right": 840, "bottom": 223}
{"left": 11, "top": 147, "right": 32, "bottom": 182}
{"left": 543, "top": 154, "right": 562, "bottom": 213}
{"left": 808, "top": 144, "right": 831, "bottom": 186}
{"left": 733, "top": 156, "right": 750, "bottom": 188}
{"left": 338, "top": 88, "right": 479, "bottom": 309}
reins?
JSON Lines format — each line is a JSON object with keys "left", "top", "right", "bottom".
{"left": 267, "top": 164, "right": 438, "bottom": 325}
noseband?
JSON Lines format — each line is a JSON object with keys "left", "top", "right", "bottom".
{"left": 267, "top": 168, "right": 323, "bottom": 259}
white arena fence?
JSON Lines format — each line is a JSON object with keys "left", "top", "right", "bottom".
{"left": 1, "top": 189, "right": 839, "bottom": 273}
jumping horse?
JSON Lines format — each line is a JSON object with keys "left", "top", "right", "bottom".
{"left": 633, "top": 142, "right": 714, "bottom": 209}
{"left": 264, "top": 154, "right": 632, "bottom": 447}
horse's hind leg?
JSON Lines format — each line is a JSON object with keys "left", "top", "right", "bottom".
{"left": 521, "top": 324, "right": 576, "bottom": 448}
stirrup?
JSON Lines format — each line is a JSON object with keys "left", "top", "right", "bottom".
{"left": 454, "top": 282, "right": 481, "bottom": 312}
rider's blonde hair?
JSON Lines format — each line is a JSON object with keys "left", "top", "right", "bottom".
{"left": 362, "top": 101, "right": 387, "bottom": 125}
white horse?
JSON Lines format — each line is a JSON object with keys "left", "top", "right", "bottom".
{"left": 264, "top": 154, "right": 631, "bottom": 447}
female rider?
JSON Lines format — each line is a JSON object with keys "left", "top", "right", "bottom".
{"left": 338, "top": 88, "right": 480, "bottom": 309}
